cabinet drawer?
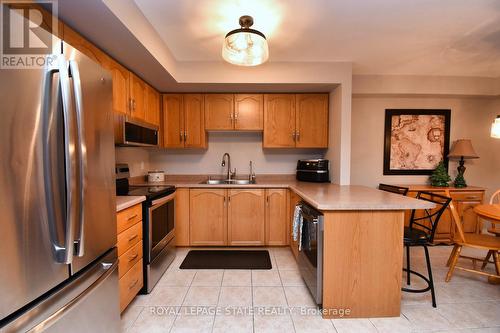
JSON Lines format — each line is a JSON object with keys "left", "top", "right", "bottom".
{"left": 119, "top": 240, "right": 143, "bottom": 278}
{"left": 117, "top": 204, "right": 142, "bottom": 234}
{"left": 450, "top": 192, "right": 484, "bottom": 202}
{"left": 117, "top": 222, "right": 142, "bottom": 256}
{"left": 119, "top": 259, "right": 143, "bottom": 312}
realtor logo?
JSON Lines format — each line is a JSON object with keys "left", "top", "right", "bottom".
{"left": 1, "top": 0, "right": 58, "bottom": 69}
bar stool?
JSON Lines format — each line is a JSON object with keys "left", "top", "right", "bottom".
{"left": 403, "top": 191, "right": 451, "bottom": 307}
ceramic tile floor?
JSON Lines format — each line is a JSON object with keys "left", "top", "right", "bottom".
{"left": 121, "top": 246, "right": 500, "bottom": 333}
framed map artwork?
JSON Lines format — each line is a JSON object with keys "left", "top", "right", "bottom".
{"left": 383, "top": 109, "right": 451, "bottom": 175}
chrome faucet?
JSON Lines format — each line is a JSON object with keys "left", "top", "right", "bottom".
{"left": 249, "top": 161, "right": 256, "bottom": 183}
{"left": 221, "top": 153, "right": 236, "bottom": 180}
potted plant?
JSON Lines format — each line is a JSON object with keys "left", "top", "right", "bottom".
{"left": 429, "top": 161, "right": 451, "bottom": 187}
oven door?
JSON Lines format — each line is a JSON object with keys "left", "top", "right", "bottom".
{"left": 147, "top": 192, "right": 175, "bottom": 263}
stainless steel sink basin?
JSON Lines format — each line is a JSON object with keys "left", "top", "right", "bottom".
{"left": 200, "top": 179, "right": 256, "bottom": 185}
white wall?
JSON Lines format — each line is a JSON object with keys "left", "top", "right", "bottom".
{"left": 115, "top": 147, "right": 150, "bottom": 177}
{"left": 350, "top": 96, "right": 500, "bottom": 197}
{"left": 148, "top": 132, "right": 325, "bottom": 175}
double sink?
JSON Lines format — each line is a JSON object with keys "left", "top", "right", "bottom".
{"left": 199, "top": 178, "right": 256, "bottom": 185}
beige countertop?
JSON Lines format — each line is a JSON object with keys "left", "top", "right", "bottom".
{"left": 130, "top": 175, "right": 434, "bottom": 211}
{"left": 116, "top": 196, "right": 146, "bottom": 212}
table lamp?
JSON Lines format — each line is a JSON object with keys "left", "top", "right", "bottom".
{"left": 448, "top": 139, "right": 479, "bottom": 188}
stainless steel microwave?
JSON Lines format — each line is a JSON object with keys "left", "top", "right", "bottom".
{"left": 114, "top": 115, "right": 159, "bottom": 147}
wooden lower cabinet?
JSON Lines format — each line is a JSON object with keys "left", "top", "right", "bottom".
{"left": 265, "top": 189, "right": 289, "bottom": 246}
{"left": 228, "top": 189, "right": 265, "bottom": 246}
{"left": 175, "top": 188, "right": 190, "bottom": 246}
{"left": 116, "top": 203, "right": 144, "bottom": 313}
{"left": 179, "top": 188, "right": 290, "bottom": 246}
{"left": 119, "top": 259, "right": 143, "bottom": 312}
{"left": 403, "top": 186, "right": 485, "bottom": 243}
{"left": 289, "top": 191, "right": 302, "bottom": 258}
{"left": 189, "top": 189, "right": 227, "bottom": 246}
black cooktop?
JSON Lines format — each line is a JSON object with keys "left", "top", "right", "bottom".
{"left": 125, "top": 185, "right": 175, "bottom": 201}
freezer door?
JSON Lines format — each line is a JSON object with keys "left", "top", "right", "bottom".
{"left": 63, "top": 43, "right": 117, "bottom": 274}
{"left": 0, "top": 53, "right": 74, "bottom": 319}
{"left": 1, "top": 249, "right": 120, "bottom": 333}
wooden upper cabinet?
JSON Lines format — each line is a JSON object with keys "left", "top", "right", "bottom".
{"left": 108, "top": 61, "right": 130, "bottom": 115}
{"left": 63, "top": 24, "right": 110, "bottom": 68}
{"left": 183, "top": 94, "right": 206, "bottom": 148}
{"left": 228, "top": 189, "right": 265, "bottom": 246}
{"left": 205, "top": 94, "right": 234, "bottom": 130}
{"left": 129, "top": 73, "right": 147, "bottom": 121}
{"left": 235, "top": 94, "right": 263, "bottom": 130}
{"left": 63, "top": 24, "right": 130, "bottom": 116}
{"left": 163, "top": 94, "right": 184, "bottom": 148}
{"left": 296, "top": 94, "right": 329, "bottom": 148}
{"left": 265, "top": 189, "right": 289, "bottom": 246}
{"left": 145, "top": 84, "right": 160, "bottom": 126}
{"left": 263, "top": 94, "right": 296, "bottom": 148}
{"left": 190, "top": 189, "right": 227, "bottom": 246}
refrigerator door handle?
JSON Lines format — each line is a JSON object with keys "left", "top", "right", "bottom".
{"left": 42, "top": 55, "right": 75, "bottom": 264}
{"left": 69, "top": 59, "right": 86, "bottom": 257}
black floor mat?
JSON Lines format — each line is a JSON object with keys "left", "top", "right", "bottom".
{"left": 179, "top": 250, "right": 272, "bottom": 269}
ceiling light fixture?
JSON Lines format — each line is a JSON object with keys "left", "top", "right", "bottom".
{"left": 222, "top": 15, "right": 269, "bottom": 66}
{"left": 491, "top": 115, "right": 500, "bottom": 139}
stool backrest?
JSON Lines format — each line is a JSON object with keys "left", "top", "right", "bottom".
{"left": 409, "top": 191, "right": 452, "bottom": 243}
{"left": 378, "top": 184, "right": 409, "bottom": 196}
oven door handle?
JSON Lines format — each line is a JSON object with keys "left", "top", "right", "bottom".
{"left": 151, "top": 192, "right": 176, "bottom": 207}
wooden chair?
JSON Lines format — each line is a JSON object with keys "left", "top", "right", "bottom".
{"left": 378, "top": 184, "right": 409, "bottom": 196}
{"left": 480, "top": 189, "right": 500, "bottom": 269}
{"left": 486, "top": 189, "right": 500, "bottom": 236}
{"left": 444, "top": 190, "right": 500, "bottom": 282}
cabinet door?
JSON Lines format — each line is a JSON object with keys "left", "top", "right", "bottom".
{"left": 129, "top": 73, "right": 146, "bottom": 121}
{"left": 458, "top": 201, "right": 481, "bottom": 234}
{"left": 228, "top": 189, "right": 265, "bottom": 246}
{"left": 235, "top": 94, "right": 263, "bottom": 130}
{"left": 263, "top": 94, "right": 296, "bottom": 148}
{"left": 184, "top": 94, "right": 207, "bottom": 148}
{"left": 145, "top": 85, "right": 160, "bottom": 126}
{"left": 63, "top": 24, "right": 130, "bottom": 116}
{"left": 434, "top": 208, "right": 453, "bottom": 241}
{"left": 204, "top": 94, "right": 234, "bottom": 130}
{"left": 108, "top": 61, "right": 130, "bottom": 116}
{"left": 162, "top": 94, "right": 184, "bottom": 148}
{"left": 295, "top": 94, "right": 329, "bottom": 148}
{"left": 289, "top": 191, "right": 301, "bottom": 258}
{"left": 190, "top": 189, "right": 227, "bottom": 246}
{"left": 265, "top": 189, "right": 288, "bottom": 246}
{"left": 175, "top": 189, "right": 190, "bottom": 246}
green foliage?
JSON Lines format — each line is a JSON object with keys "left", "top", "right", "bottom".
{"left": 429, "top": 161, "right": 451, "bottom": 187}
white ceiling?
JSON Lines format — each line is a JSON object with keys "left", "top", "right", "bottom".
{"left": 134, "top": 0, "right": 500, "bottom": 78}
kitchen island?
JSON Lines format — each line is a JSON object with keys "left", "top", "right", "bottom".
{"left": 130, "top": 175, "right": 434, "bottom": 318}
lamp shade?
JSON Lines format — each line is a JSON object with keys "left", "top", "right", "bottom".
{"left": 448, "top": 139, "right": 479, "bottom": 159}
{"left": 491, "top": 115, "right": 500, "bottom": 139}
{"left": 222, "top": 15, "right": 269, "bottom": 67}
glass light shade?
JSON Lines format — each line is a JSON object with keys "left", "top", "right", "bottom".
{"left": 491, "top": 116, "right": 500, "bottom": 139}
{"left": 222, "top": 31, "right": 269, "bottom": 66}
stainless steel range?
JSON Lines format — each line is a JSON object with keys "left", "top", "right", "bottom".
{"left": 116, "top": 164, "right": 176, "bottom": 293}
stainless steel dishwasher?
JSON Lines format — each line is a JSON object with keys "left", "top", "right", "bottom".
{"left": 297, "top": 203, "right": 324, "bottom": 305}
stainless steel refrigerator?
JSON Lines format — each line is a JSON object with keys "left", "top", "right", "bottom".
{"left": 0, "top": 36, "right": 120, "bottom": 332}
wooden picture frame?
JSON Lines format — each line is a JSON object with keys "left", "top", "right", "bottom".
{"left": 383, "top": 109, "right": 451, "bottom": 175}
